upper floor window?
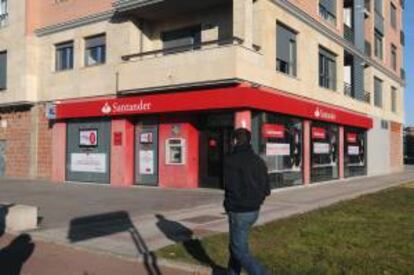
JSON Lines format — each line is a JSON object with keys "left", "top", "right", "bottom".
{"left": 0, "top": 51, "right": 6, "bottom": 90}
{"left": 391, "top": 86, "right": 397, "bottom": 113}
{"left": 375, "top": 0, "right": 383, "bottom": 14}
{"left": 55, "top": 41, "right": 74, "bottom": 71}
{"left": 390, "top": 2, "right": 397, "bottom": 29}
{"left": 319, "top": 47, "right": 337, "bottom": 91}
{"left": 0, "top": 0, "right": 8, "bottom": 28}
{"left": 276, "top": 23, "right": 297, "bottom": 77}
{"left": 374, "top": 77, "right": 383, "bottom": 108}
{"left": 374, "top": 31, "right": 383, "bottom": 59}
{"left": 161, "top": 25, "right": 201, "bottom": 54}
{"left": 319, "top": 0, "right": 337, "bottom": 25}
{"left": 85, "top": 34, "right": 106, "bottom": 67}
{"left": 391, "top": 44, "right": 397, "bottom": 71}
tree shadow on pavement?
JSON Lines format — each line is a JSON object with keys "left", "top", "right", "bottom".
{"left": 68, "top": 211, "right": 161, "bottom": 275}
{"left": 155, "top": 214, "right": 227, "bottom": 275}
{"left": 0, "top": 204, "right": 36, "bottom": 275}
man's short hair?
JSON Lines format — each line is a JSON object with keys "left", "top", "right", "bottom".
{"left": 234, "top": 128, "right": 251, "bottom": 145}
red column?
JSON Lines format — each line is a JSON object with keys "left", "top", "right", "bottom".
{"left": 303, "top": 120, "right": 311, "bottom": 185}
{"left": 110, "top": 119, "right": 134, "bottom": 187}
{"left": 339, "top": 126, "right": 345, "bottom": 179}
{"left": 235, "top": 110, "right": 252, "bottom": 130}
{"left": 158, "top": 117, "right": 199, "bottom": 189}
{"left": 51, "top": 122, "right": 66, "bottom": 182}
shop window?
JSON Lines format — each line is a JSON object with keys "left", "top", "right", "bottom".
{"left": 0, "top": 51, "right": 6, "bottom": 90}
{"left": 162, "top": 25, "right": 201, "bottom": 54}
{"left": 344, "top": 129, "right": 367, "bottom": 178}
{"left": 259, "top": 113, "right": 303, "bottom": 189}
{"left": 319, "top": 0, "right": 337, "bottom": 25}
{"left": 374, "top": 77, "right": 383, "bottom": 107}
{"left": 276, "top": 23, "right": 297, "bottom": 77}
{"left": 55, "top": 41, "right": 74, "bottom": 71}
{"left": 85, "top": 34, "right": 106, "bottom": 66}
{"left": 319, "top": 47, "right": 337, "bottom": 91}
{"left": 311, "top": 123, "right": 339, "bottom": 183}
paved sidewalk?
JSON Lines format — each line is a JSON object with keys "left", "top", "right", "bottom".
{"left": 1, "top": 167, "right": 414, "bottom": 274}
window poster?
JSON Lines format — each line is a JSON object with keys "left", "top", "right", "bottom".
{"left": 71, "top": 153, "right": 106, "bottom": 173}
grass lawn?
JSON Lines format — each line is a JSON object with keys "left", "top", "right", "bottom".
{"left": 157, "top": 183, "right": 414, "bottom": 274}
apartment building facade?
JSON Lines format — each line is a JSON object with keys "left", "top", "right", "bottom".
{"left": 0, "top": 0, "right": 406, "bottom": 189}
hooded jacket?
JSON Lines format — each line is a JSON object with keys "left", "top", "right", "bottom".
{"left": 223, "top": 144, "right": 271, "bottom": 213}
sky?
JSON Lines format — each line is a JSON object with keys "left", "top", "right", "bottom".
{"left": 404, "top": 1, "right": 414, "bottom": 125}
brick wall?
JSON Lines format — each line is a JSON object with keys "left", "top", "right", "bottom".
{"left": 0, "top": 107, "right": 32, "bottom": 177}
{"left": 36, "top": 105, "right": 53, "bottom": 179}
{"left": 390, "top": 121, "right": 403, "bottom": 172}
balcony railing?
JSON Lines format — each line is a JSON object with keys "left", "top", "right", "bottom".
{"left": 0, "top": 13, "right": 8, "bottom": 28}
{"left": 122, "top": 37, "right": 243, "bottom": 61}
{"left": 343, "top": 24, "right": 354, "bottom": 44}
{"left": 344, "top": 82, "right": 353, "bottom": 97}
{"left": 344, "top": 82, "right": 371, "bottom": 104}
{"left": 364, "top": 91, "right": 371, "bottom": 104}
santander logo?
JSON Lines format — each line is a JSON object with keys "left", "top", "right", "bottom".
{"left": 101, "top": 100, "right": 152, "bottom": 115}
{"left": 101, "top": 103, "right": 112, "bottom": 114}
{"left": 314, "top": 107, "right": 336, "bottom": 121}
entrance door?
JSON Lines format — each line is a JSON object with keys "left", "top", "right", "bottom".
{"left": 200, "top": 127, "right": 233, "bottom": 189}
{"left": 0, "top": 140, "right": 5, "bottom": 177}
{"left": 135, "top": 124, "right": 158, "bottom": 186}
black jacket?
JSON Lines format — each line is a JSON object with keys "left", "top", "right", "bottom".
{"left": 223, "top": 144, "right": 271, "bottom": 213}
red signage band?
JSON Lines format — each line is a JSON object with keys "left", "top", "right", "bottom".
{"left": 55, "top": 86, "right": 373, "bottom": 129}
{"left": 262, "top": 124, "right": 285, "bottom": 138}
{"left": 347, "top": 133, "right": 357, "bottom": 143}
{"left": 312, "top": 127, "right": 326, "bottom": 139}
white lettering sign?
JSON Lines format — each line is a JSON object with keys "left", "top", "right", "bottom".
{"left": 266, "top": 143, "right": 290, "bottom": 156}
{"left": 314, "top": 107, "right": 337, "bottom": 121}
{"left": 101, "top": 100, "right": 152, "bottom": 115}
{"left": 71, "top": 153, "right": 107, "bottom": 173}
{"left": 313, "top": 143, "right": 330, "bottom": 154}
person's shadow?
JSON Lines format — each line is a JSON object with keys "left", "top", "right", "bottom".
{"left": 155, "top": 214, "right": 226, "bottom": 275}
{"left": 0, "top": 204, "right": 36, "bottom": 275}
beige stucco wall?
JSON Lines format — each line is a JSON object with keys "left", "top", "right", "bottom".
{"left": 35, "top": 0, "right": 404, "bottom": 124}
{"left": 0, "top": 0, "right": 39, "bottom": 103}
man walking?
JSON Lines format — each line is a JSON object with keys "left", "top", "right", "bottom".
{"left": 223, "top": 128, "right": 270, "bottom": 275}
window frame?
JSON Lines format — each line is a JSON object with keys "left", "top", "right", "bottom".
{"left": 391, "top": 44, "right": 397, "bottom": 71}
{"left": 161, "top": 25, "right": 202, "bottom": 55}
{"left": 319, "top": 47, "right": 337, "bottom": 91}
{"left": 55, "top": 41, "right": 74, "bottom": 72}
{"left": 374, "top": 31, "right": 383, "bottom": 59}
{"left": 391, "top": 86, "right": 397, "bottom": 113}
{"left": 276, "top": 22, "right": 298, "bottom": 77}
{"left": 374, "top": 77, "right": 383, "bottom": 108}
{"left": 390, "top": 2, "right": 397, "bottom": 29}
{"left": 319, "top": 0, "right": 337, "bottom": 25}
{"left": 0, "top": 51, "right": 6, "bottom": 91}
{"left": 84, "top": 34, "right": 106, "bottom": 67}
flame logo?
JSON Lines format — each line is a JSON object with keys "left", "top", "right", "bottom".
{"left": 314, "top": 108, "right": 321, "bottom": 118}
{"left": 101, "top": 103, "right": 112, "bottom": 114}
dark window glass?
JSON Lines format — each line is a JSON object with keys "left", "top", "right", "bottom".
{"left": 319, "top": 0, "right": 337, "bottom": 24}
{"left": 374, "top": 77, "right": 383, "bottom": 107}
{"left": 374, "top": 31, "right": 383, "bottom": 59}
{"left": 391, "top": 2, "right": 397, "bottom": 28}
{"left": 259, "top": 113, "right": 303, "bottom": 189}
{"left": 391, "top": 44, "right": 397, "bottom": 71}
{"left": 391, "top": 87, "right": 397, "bottom": 113}
{"left": 276, "top": 23, "right": 297, "bottom": 76}
{"left": 311, "top": 122, "right": 339, "bottom": 183}
{"left": 344, "top": 128, "right": 367, "bottom": 178}
{"left": 319, "top": 47, "right": 337, "bottom": 90}
{"left": 162, "top": 25, "right": 201, "bottom": 54}
{"left": 55, "top": 41, "right": 74, "bottom": 71}
{"left": 85, "top": 34, "right": 106, "bottom": 66}
{"left": 375, "top": 0, "right": 383, "bottom": 14}
{"left": 0, "top": 51, "right": 6, "bottom": 90}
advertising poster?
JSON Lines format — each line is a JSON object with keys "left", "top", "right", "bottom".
{"left": 348, "top": 146, "right": 360, "bottom": 156}
{"left": 71, "top": 153, "right": 106, "bottom": 173}
{"left": 139, "top": 150, "right": 154, "bottom": 175}
{"left": 79, "top": 129, "right": 98, "bottom": 146}
{"left": 266, "top": 143, "right": 290, "bottom": 156}
{"left": 313, "top": 142, "right": 330, "bottom": 154}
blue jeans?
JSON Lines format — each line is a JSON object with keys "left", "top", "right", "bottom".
{"left": 227, "top": 211, "right": 268, "bottom": 275}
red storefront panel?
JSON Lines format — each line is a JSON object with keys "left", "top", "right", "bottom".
{"left": 55, "top": 86, "right": 373, "bottom": 129}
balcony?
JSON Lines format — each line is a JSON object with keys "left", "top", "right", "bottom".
{"left": 344, "top": 82, "right": 353, "bottom": 97}
{"left": 343, "top": 24, "right": 354, "bottom": 44}
{"left": 118, "top": 37, "right": 259, "bottom": 92}
{"left": 113, "top": 0, "right": 231, "bottom": 19}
